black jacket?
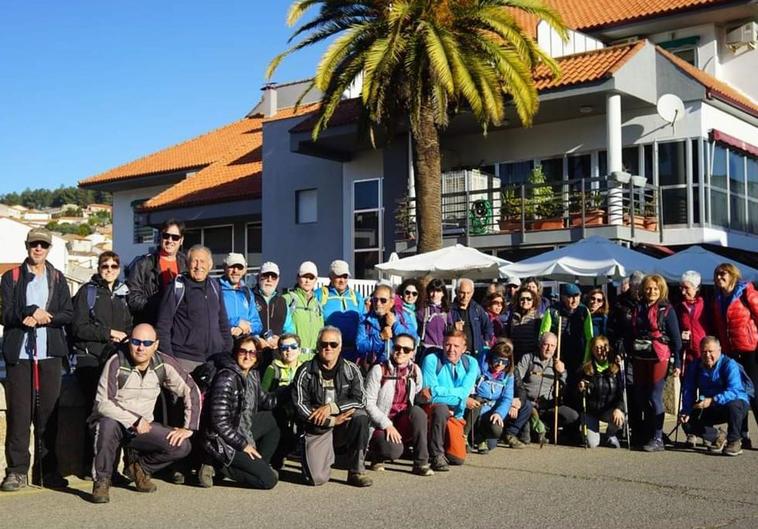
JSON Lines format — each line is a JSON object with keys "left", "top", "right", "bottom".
{"left": 291, "top": 356, "right": 365, "bottom": 435}
{"left": 577, "top": 361, "right": 625, "bottom": 415}
{"left": 70, "top": 275, "right": 133, "bottom": 367}
{"left": 608, "top": 290, "right": 638, "bottom": 354}
{"left": 155, "top": 275, "right": 232, "bottom": 363}
{"left": 126, "top": 250, "right": 186, "bottom": 325}
{"left": 252, "top": 287, "right": 288, "bottom": 336}
{"left": 202, "top": 354, "right": 276, "bottom": 466}
{"left": 1, "top": 260, "right": 73, "bottom": 365}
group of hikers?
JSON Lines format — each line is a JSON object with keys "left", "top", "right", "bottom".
{"left": 1, "top": 220, "right": 756, "bottom": 504}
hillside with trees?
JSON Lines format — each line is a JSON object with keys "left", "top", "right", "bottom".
{"left": 0, "top": 186, "right": 111, "bottom": 209}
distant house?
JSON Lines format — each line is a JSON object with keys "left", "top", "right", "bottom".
{"left": 22, "top": 209, "right": 51, "bottom": 225}
{"left": 0, "top": 204, "right": 22, "bottom": 218}
{"left": 86, "top": 203, "right": 112, "bottom": 215}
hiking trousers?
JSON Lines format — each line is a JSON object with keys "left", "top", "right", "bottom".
{"left": 302, "top": 409, "right": 369, "bottom": 485}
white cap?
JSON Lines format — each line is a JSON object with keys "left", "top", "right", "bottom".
{"left": 329, "top": 259, "right": 351, "bottom": 277}
{"left": 260, "top": 261, "right": 280, "bottom": 276}
{"left": 223, "top": 252, "right": 247, "bottom": 267}
{"left": 298, "top": 261, "right": 318, "bottom": 277}
{"left": 504, "top": 275, "right": 521, "bottom": 287}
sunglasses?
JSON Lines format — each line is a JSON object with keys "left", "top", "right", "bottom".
{"left": 280, "top": 343, "right": 299, "bottom": 352}
{"left": 393, "top": 345, "right": 414, "bottom": 354}
{"left": 260, "top": 272, "right": 278, "bottom": 280}
{"left": 491, "top": 357, "right": 511, "bottom": 367}
{"left": 300, "top": 274, "right": 316, "bottom": 280}
{"left": 335, "top": 274, "right": 349, "bottom": 279}
{"left": 372, "top": 297, "right": 389, "bottom": 304}
{"left": 28, "top": 241, "right": 51, "bottom": 250}
{"left": 519, "top": 297, "right": 533, "bottom": 302}
{"left": 404, "top": 290, "right": 419, "bottom": 297}
{"left": 228, "top": 264, "right": 245, "bottom": 271}
{"left": 490, "top": 300, "right": 503, "bottom": 305}
{"left": 129, "top": 338, "right": 156, "bottom": 348}
{"left": 161, "top": 232, "right": 182, "bottom": 242}
{"left": 236, "top": 347, "right": 257, "bottom": 357}
{"left": 100, "top": 263, "right": 120, "bottom": 270}
{"left": 319, "top": 341, "right": 340, "bottom": 350}
{"left": 589, "top": 297, "right": 604, "bottom": 303}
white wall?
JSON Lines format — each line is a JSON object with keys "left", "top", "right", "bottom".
{"left": 649, "top": 24, "right": 719, "bottom": 76}
{"left": 537, "top": 22, "right": 604, "bottom": 58}
{"left": 716, "top": 24, "right": 758, "bottom": 103}
{"left": 341, "top": 149, "right": 384, "bottom": 272}
{"left": 700, "top": 103, "right": 758, "bottom": 142}
{"left": 0, "top": 217, "right": 67, "bottom": 271}
{"left": 112, "top": 184, "right": 171, "bottom": 266}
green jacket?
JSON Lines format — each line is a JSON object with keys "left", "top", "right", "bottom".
{"left": 261, "top": 354, "right": 314, "bottom": 391}
{"left": 539, "top": 303, "right": 594, "bottom": 367}
{"left": 282, "top": 287, "right": 324, "bottom": 351}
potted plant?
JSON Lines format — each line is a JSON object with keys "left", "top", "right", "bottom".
{"left": 498, "top": 187, "right": 522, "bottom": 232}
{"left": 528, "top": 166, "right": 563, "bottom": 230}
{"left": 643, "top": 195, "right": 658, "bottom": 231}
{"left": 394, "top": 194, "right": 416, "bottom": 240}
{"left": 570, "top": 189, "right": 606, "bottom": 226}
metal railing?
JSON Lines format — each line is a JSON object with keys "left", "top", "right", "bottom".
{"left": 395, "top": 176, "right": 661, "bottom": 240}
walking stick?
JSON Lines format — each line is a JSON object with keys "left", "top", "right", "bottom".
{"left": 581, "top": 387, "right": 588, "bottom": 449}
{"left": 666, "top": 344, "right": 688, "bottom": 443}
{"left": 28, "top": 329, "right": 44, "bottom": 487}
{"left": 618, "top": 351, "right": 632, "bottom": 451}
{"left": 553, "top": 317, "right": 562, "bottom": 446}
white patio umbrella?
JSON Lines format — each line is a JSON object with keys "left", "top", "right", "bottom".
{"left": 656, "top": 246, "right": 758, "bottom": 285}
{"left": 498, "top": 236, "right": 659, "bottom": 284}
{"left": 375, "top": 244, "right": 511, "bottom": 280}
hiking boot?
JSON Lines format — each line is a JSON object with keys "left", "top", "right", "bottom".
{"left": 505, "top": 434, "right": 526, "bottom": 449}
{"left": 518, "top": 429, "right": 531, "bottom": 445}
{"left": 642, "top": 437, "right": 665, "bottom": 452}
{"left": 430, "top": 455, "right": 449, "bottom": 472}
{"left": 708, "top": 430, "right": 727, "bottom": 454}
{"left": 369, "top": 460, "right": 386, "bottom": 472}
{"left": 169, "top": 470, "right": 185, "bottom": 485}
{"left": 198, "top": 464, "right": 215, "bottom": 488}
{"left": 128, "top": 461, "right": 157, "bottom": 493}
{"left": 476, "top": 441, "right": 489, "bottom": 455}
{"left": 346, "top": 472, "right": 373, "bottom": 488}
{"left": 724, "top": 439, "right": 743, "bottom": 457}
{"left": 411, "top": 464, "right": 434, "bottom": 477}
{"left": 31, "top": 472, "right": 69, "bottom": 488}
{"left": 91, "top": 479, "right": 111, "bottom": 504}
{"left": 686, "top": 434, "right": 698, "bottom": 449}
{"left": 606, "top": 436, "right": 621, "bottom": 449}
{"left": 1, "top": 473, "right": 28, "bottom": 492}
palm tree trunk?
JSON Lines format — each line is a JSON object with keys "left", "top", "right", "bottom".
{"left": 412, "top": 105, "right": 443, "bottom": 253}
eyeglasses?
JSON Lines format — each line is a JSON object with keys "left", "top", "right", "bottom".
{"left": 280, "top": 343, "right": 299, "bottom": 352}
{"left": 236, "top": 348, "right": 257, "bottom": 357}
{"left": 490, "top": 300, "right": 503, "bottom": 306}
{"left": 319, "top": 341, "right": 340, "bottom": 350}
{"left": 129, "top": 338, "right": 156, "bottom": 348}
{"left": 28, "top": 241, "right": 50, "bottom": 250}
{"left": 519, "top": 297, "right": 533, "bottom": 302}
{"left": 228, "top": 264, "right": 245, "bottom": 271}
{"left": 260, "top": 272, "right": 278, "bottom": 280}
{"left": 403, "top": 290, "right": 418, "bottom": 298}
{"left": 491, "top": 357, "right": 511, "bottom": 367}
{"left": 161, "top": 232, "right": 182, "bottom": 242}
{"left": 372, "top": 297, "right": 389, "bottom": 304}
{"left": 100, "top": 263, "right": 120, "bottom": 270}
{"left": 300, "top": 274, "right": 316, "bottom": 280}
{"left": 393, "top": 345, "right": 414, "bottom": 354}
{"left": 589, "top": 297, "right": 604, "bottom": 303}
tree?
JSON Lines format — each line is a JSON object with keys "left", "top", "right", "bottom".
{"left": 268, "top": 0, "right": 566, "bottom": 252}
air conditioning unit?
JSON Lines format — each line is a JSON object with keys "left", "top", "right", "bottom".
{"left": 726, "top": 21, "right": 757, "bottom": 49}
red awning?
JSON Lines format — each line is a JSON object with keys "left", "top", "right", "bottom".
{"left": 710, "top": 129, "right": 758, "bottom": 158}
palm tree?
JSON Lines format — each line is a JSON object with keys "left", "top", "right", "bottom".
{"left": 268, "top": 0, "right": 567, "bottom": 253}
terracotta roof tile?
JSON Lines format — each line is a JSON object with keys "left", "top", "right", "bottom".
{"left": 657, "top": 47, "right": 758, "bottom": 117}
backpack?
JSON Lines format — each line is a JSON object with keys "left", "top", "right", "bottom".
{"left": 172, "top": 275, "right": 220, "bottom": 307}
{"left": 115, "top": 349, "right": 167, "bottom": 390}
{"left": 719, "top": 357, "right": 756, "bottom": 399}
{"left": 434, "top": 352, "right": 472, "bottom": 375}
{"left": 319, "top": 286, "right": 357, "bottom": 308}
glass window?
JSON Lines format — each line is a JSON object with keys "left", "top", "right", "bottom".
{"left": 203, "top": 226, "right": 234, "bottom": 268}
{"left": 539, "top": 157, "right": 563, "bottom": 182}
{"left": 246, "top": 223, "right": 262, "bottom": 267}
{"left": 692, "top": 141, "right": 700, "bottom": 185}
{"left": 183, "top": 229, "right": 202, "bottom": 250}
{"left": 498, "top": 160, "right": 533, "bottom": 185}
{"left": 658, "top": 141, "right": 687, "bottom": 186}
{"left": 480, "top": 165, "right": 496, "bottom": 176}
{"left": 730, "top": 194, "right": 747, "bottom": 232}
{"left": 354, "top": 180, "right": 380, "bottom": 210}
{"left": 296, "top": 188, "right": 318, "bottom": 224}
{"left": 644, "top": 145, "right": 653, "bottom": 180}
{"left": 711, "top": 145, "right": 727, "bottom": 189}
{"left": 671, "top": 47, "right": 697, "bottom": 66}
{"left": 354, "top": 251, "right": 380, "bottom": 281}
{"left": 749, "top": 201, "right": 758, "bottom": 234}
{"left": 748, "top": 157, "right": 758, "bottom": 197}
{"left": 131, "top": 199, "right": 157, "bottom": 244}
{"left": 622, "top": 147, "right": 640, "bottom": 176}
{"left": 354, "top": 211, "right": 379, "bottom": 249}
{"left": 598, "top": 150, "right": 607, "bottom": 178}
{"left": 567, "top": 154, "right": 591, "bottom": 180}
{"left": 662, "top": 188, "right": 688, "bottom": 225}
{"left": 711, "top": 189, "right": 728, "bottom": 227}
{"left": 729, "top": 151, "right": 746, "bottom": 194}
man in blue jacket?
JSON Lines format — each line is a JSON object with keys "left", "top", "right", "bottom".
{"left": 219, "top": 252, "right": 262, "bottom": 339}
{"left": 680, "top": 336, "right": 750, "bottom": 456}
{"left": 420, "top": 329, "right": 480, "bottom": 471}
{"left": 448, "top": 278, "right": 493, "bottom": 365}
{"left": 356, "top": 284, "right": 416, "bottom": 367}
{"left": 317, "top": 260, "right": 365, "bottom": 360}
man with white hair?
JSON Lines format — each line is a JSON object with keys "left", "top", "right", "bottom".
{"left": 449, "top": 278, "right": 493, "bottom": 362}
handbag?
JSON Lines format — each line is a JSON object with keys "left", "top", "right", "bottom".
{"left": 632, "top": 338, "right": 657, "bottom": 361}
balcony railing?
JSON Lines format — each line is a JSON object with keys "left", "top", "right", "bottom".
{"left": 395, "top": 176, "right": 662, "bottom": 241}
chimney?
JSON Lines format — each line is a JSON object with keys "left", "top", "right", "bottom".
{"left": 261, "top": 82, "right": 278, "bottom": 118}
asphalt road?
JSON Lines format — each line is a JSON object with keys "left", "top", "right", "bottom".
{"left": 2, "top": 423, "right": 757, "bottom": 529}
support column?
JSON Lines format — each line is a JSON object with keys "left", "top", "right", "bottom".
{"left": 607, "top": 94, "right": 623, "bottom": 225}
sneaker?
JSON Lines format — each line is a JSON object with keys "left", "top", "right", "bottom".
{"left": 198, "top": 464, "right": 215, "bottom": 488}
{"left": 411, "top": 464, "right": 434, "bottom": 477}
{"left": 346, "top": 472, "right": 373, "bottom": 487}
{"left": 31, "top": 472, "right": 69, "bottom": 488}
{"left": 91, "top": 479, "right": 111, "bottom": 504}
{"left": 724, "top": 439, "right": 743, "bottom": 457}
{"left": 606, "top": 436, "right": 621, "bottom": 449}
{"left": 128, "top": 460, "right": 157, "bottom": 493}
{"left": 430, "top": 455, "right": 449, "bottom": 472}
{"left": 169, "top": 470, "right": 185, "bottom": 485}
{"left": 505, "top": 434, "right": 526, "bottom": 449}
{"left": 708, "top": 430, "right": 727, "bottom": 454}
{"left": 0, "top": 473, "right": 28, "bottom": 492}
{"left": 476, "top": 441, "right": 489, "bottom": 455}
{"left": 369, "top": 460, "right": 386, "bottom": 472}
{"left": 642, "top": 438, "right": 665, "bottom": 452}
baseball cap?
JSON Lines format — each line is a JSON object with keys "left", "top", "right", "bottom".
{"left": 260, "top": 261, "right": 280, "bottom": 277}
{"left": 504, "top": 275, "right": 521, "bottom": 287}
{"left": 560, "top": 283, "right": 581, "bottom": 296}
{"left": 298, "top": 261, "right": 318, "bottom": 277}
{"left": 329, "top": 259, "right": 351, "bottom": 277}
{"left": 223, "top": 252, "right": 247, "bottom": 268}
{"left": 26, "top": 228, "right": 53, "bottom": 245}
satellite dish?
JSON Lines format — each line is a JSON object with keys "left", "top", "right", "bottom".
{"left": 657, "top": 94, "right": 685, "bottom": 128}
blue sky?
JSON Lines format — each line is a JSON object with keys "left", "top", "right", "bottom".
{"left": 0, "top": 0, "right": 327, "bottom": 195}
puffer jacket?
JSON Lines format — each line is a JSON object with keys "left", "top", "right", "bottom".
{"left": 676, "top": 296, "right": 710, "bottom": 364}
{"left": 71, "top": 275, "right": 133, "bottom": 367}
{"left": 713, "top": 281, "right": 758, "bottom": 355}
{"left": 577, "top": 361, "right": 625, "bottom": 415}
{"left": 364, "top": 360, "right": 422, "bottom": 433}
{"left": 202, "top": 354, "right": 277, "bottom": 466}
{"left": 507, "top": 309, "right": 541, "bottom": 360}
{"left": 474, "top": 366, "right": 514, "bottom": 418}
{"left": 126, "top": 250, "right": 186, "bottom": 325}
{"left": 356, "top": 311, "right": 416, "bottom": 365}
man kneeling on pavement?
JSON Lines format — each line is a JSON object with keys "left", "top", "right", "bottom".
{"left": 679, "top": 336, "right": 750, "bottom": 456}
{"left": 88, "top": 323, "right": 201, "bottom": 503}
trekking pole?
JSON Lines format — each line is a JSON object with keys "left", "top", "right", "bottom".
{"left": 581, "top": 387, "right": 588, "bottom": 449}
{"left": 618, "top": 351, "right": 632, "bottom": 451}
{"left": 666, "top": 348, "right": 688, "bottom": 442}
{"left": 553, "top": 316, "right": 562, "bottom": 446}
{"left": 28, "top": 328, "right": 44, "bottom": 487}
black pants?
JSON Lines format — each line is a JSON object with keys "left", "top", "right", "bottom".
{"left": 75, "top": 364, "right": 102, "bottom": 474}
{"left": 428, "top": 404, "right": 452, "bottom": 459}
{"left": 271, "top": 404, "right": 298, "bottom": 469}
{"left": 536, "top": 404, "right": 580, "bottom": 441}
{"left": 369, "top": 405, "right": 429, "bottom": 465}
{"left": 4, "top": 358, "right": 62, "bottom": 476}
{"left": 734, "top": 351, "right": 758, "bottom": 439}
{"left": 466, "top": 400, "right": 533, "bottom": 447}
{"left": 247, "top": 410, "right": 281, "bottom": 463}
{"left": 685, "top": 400, "right": 748, "bottom": 443}
{"left": 223, "top": 451, "right": 278, "bottom": 490}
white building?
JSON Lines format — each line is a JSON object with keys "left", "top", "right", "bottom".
{"left": 0, "top": 217, "right": 68, "bottom": 272}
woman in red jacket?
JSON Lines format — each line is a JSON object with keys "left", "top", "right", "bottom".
{"left": 712, "top": 262, "right": 758, "bottom": 448}
{"left": 676, "top": 271, "right": 711, "bottom": 371}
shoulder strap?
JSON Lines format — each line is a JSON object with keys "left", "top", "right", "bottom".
{"left": 320, "top": 286, "right": 329, "bottom": 306}
{"left": 116, "top": 350, "right": 132, "bottom": 390}
{"left": 461, "top": 354, "right": 471, "bottom": 372}
{"left": 86, "top": 283, "right": 98, "bottom": 318}
{"left": 11, "top": 266, "right": 21, "bottom": 283}
{"left": 173, "top": 276, "right": 186, "bottom": 308}
{"left": 152, "top": 351, "right": 167, "bottom": 386}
